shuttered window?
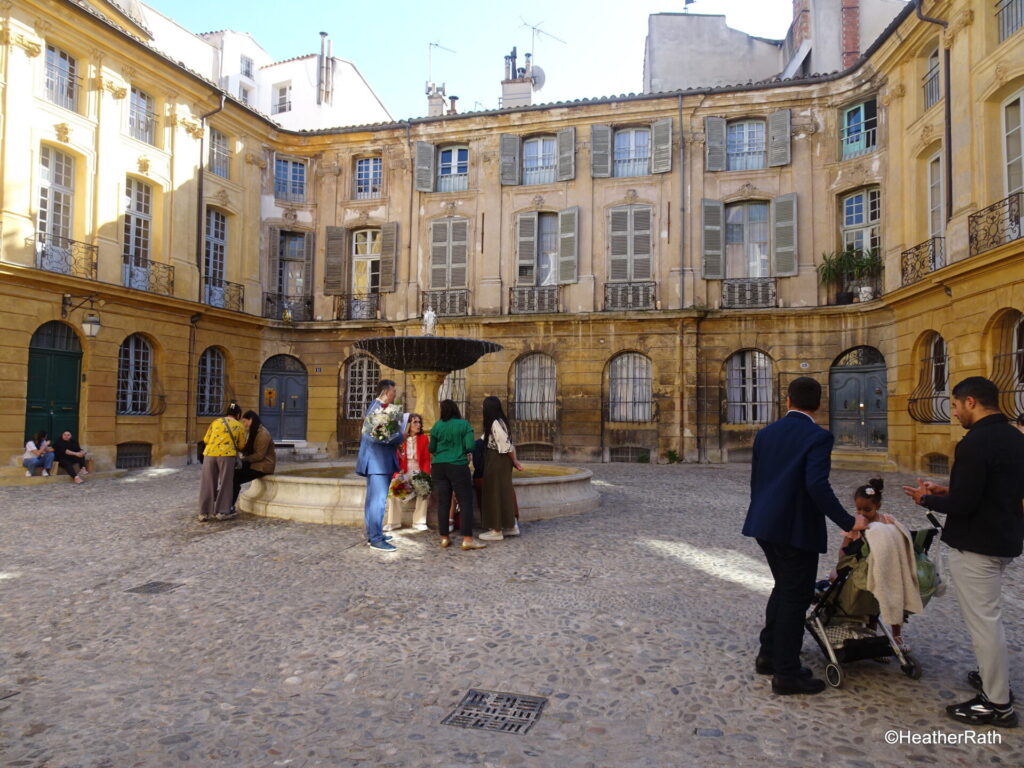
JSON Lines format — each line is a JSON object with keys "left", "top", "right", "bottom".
{"left": 608, "top": 205, "right": 652, "bottom": 282}
{"left": 517, "top": 209, "right": 577, "bottom": 286}
{"left": 928, "top": 155, "right": 944, "bottom": 237}
{"left": 727, "top": 121, "right": 766, "bottom": 170}
{"left": 725, "top": 202, "right": 769, "bottom": 278}
{"left": 429, "top": 217, "right": 469, "bottom": 289}
{"left": 701, "top": 199, "right": 725, "bottom": 279}
{"left": 437, "top": 146, "right": 468, "bottom": 192}
{"left": 613, "top": 128, "right": 650, "bottom": 177}
{"left": 523, "top": 136, "right": 556, "bottom": 185}
{"left": 351, "top": 229, "right": 381, "bottom": 296}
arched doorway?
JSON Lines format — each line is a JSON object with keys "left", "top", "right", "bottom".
{"left": 260, "top": 354, "right": 307, "bottom": 440}
{"left": 829, "top": 346, "right": 887, "bottom": 450}
{"left": 25, "top": 321, "right": 82, "bottom": 440}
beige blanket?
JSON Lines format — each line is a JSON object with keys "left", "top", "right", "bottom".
{"left": 864, "top": 520, "right": 924, "bottom": 625}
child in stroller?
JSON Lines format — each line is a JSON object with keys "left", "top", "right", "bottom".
{"left": 807, "top": 479, "right": 940, "bottom": 687}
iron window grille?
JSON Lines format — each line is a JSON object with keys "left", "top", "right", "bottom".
{"left": 30, "top": 321, "right": 82, "bottom": 353}
{"left": 197, "top": 347, "right": 225, "bottom": 416}
{"left": 608, "top": 353, "right": 653, "bottom": 422}
{"left": 421, "top": 289, "right": 469, "bottom": 317}
{"left": 609, "top": 446, "right": 651, "bottom": 463}
{"left": 516, "top": 444, "right": 554, "bottom": 461}
{"left": 240, "top": 55, "right": 254, "bottom": 79}
{"left": 513, "top": 354, "right": 557, "bottom": 422}
{"left": 45, "top": 45, "right": 79, "bottom": 111}
{"left": 510, "top": 286, "right": 559, "bottom": 314}
{"left": 725, "top": 350, "right": 774, "bottom": 424}
{"left": 604, "top": 282, "right": 656, "bottom": 311}
{"left": 31, "top": 233, "right": 97, "bottom": 280}
{"left": 908, "top": 336, "right": 950, "bottom": 423}
{"left": 117, "top": 334, "right": 153, "bottom": 415}
{"left": 204, "top": 278, "right": 244, "bottom": 312}
{"left": 722, "top": 278, "right": 777, "bottom": 309}
{"left": 998, "top": 0, "right": 1023, "bottom": 42}
{"left": 335, "top": 293, "right": 380, "bottom": 321}
{"left": 345, "top": 355, "right": 380, "bottom": 420}
{"left": 901, "top": 237, "right": 945, "bottom": 286}
{"left": 263, "top": 292, "right": 312, "bottom": 322}
{"left": 925, "top": 453, "right": 949, "bottom": 475}
{"left": 992, "top": 316, "right": 1024, "bottom": 419}
{"left": 354, "top": 157, "right": 382, "bottom": 199}
{"left": 116, "top": 442, "right": 152, "bottom": 469}
{"left": 968, "top": 192, "right": 1022, "bottom": 256}
{"left": 922, "top": 50, "right": 941, "bottom": 111}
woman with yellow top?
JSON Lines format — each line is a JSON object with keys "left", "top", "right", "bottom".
{"left": 199, "top": 402, "right": 246, "bottom": 521}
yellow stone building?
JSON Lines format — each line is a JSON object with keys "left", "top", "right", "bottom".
{"left": 1, "top": 0, "right": 1021, "bottom": 473}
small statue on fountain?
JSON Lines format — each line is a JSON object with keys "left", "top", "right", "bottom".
{"left": 422, "top": 306, "right": 436, "bottom": 336}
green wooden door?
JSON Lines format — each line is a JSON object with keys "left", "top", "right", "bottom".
{"left": 25, "top": 322, "right": 82, "bottom": 440}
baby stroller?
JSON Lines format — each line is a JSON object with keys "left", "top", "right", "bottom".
{"left": 805, "top": 514, "right": 943, "bottom": 688}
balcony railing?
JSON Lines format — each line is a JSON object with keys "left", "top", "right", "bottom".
{"left": 45, "top": 64, "right": 79, "bottom": 111}
{"left": 998, "top": 0, "right": 1023, "bottom": 42}
{"left": 908, "top": 390, "right": 951, "bottom": 424}
{"left": 263, "top": 292, "right": 312, "bottom": 322}
{"left": 901, "top": 237, "right": 945, "bottom": 286}
{"left": 123, "top": 258, "right": 174, "bottom": 296}
{"left": 604, "top": 281, "right": 656, "bottom": 311}
{"left": 992, "top": 351, "right": 1024, "bottom": 419}
{"left": 30, "top": 233, "right": 97, "bottom": 279}
{"left": 273, "top": 182, "right": 306, "bottom": 204}
{"left": 335, "top": 293, "right": 380, "bottom": 320}
{"left": 840, "top": 124, "right": 877, "bottom": 160}
{"left": 523, "top": 165, "right": 555, "bottom": 185}
{"left": 204, "top": 277, "right": 244, "bottom": 312}
{"left": 510, "top": 285, "right": 560, "bottom": 314}
{"left": 969, "top": 192, "right": 1022, "bottom": 256}
{"left": 421, "top": 289, "right": 469, "bottom": 317}
{"left": 209, "top": 147, "right": 231, "bottom": 179}
{"left": 129, "top": 107, "right": 156, "bottom": 144}
{"left": 436, "top": 173, "right": 468, "bottom": 193}
{"left": 923, "top": 69, "right": 940, "bottom": 111}
{"left": 353, "top": 185, "right": 381, "bottom": 200}
{"left": 613, "top": 156, "right": 650, "bottom": 178}
{"left": 721, "top": 277, "right": 777, "bottom": 309}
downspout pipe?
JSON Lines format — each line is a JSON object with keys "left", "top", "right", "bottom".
{"left": 195, "top": 94, "right": 226, "bottom": 301}
{"left": 915, "top": 1, "right": 952, "bottom": 223}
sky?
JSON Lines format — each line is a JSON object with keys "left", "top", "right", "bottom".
{"left": 141, "top": 0, "right": 793, "bottom": 121}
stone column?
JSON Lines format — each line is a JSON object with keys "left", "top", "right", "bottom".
{"left": 405, "top": 371, "right": 449, "bottom": 431}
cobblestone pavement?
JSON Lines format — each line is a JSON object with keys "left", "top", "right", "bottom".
{"left": 0, "top": 462, "right": 1021, "bottom": 768}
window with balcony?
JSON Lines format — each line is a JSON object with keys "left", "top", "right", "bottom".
{"left": 522, "top": 136, "right": 556, "bottom": 185}
{"left": 725, "top": 350, "right": 774, "bottom": 424}
{"left": 197, "top": 347, "right": 225, "bottom": 416}
{"left": 613, "top": 128, "right": 650, "bottom": 177}
{"left": 437, "top": 146, "right": 468, "bottom": 192}
{"left": 928, "top": 154, "right": 944, "bottom": 237}
{"left": 265, "top": 229, "right": 313, "bottom": 321}
{"left": 123, "top": 177, "right": 155, "bottom": 291}
{"left": 840, "top": 98, "right": 878, "bottom": 159}
{"left": 44, "top": 44, "right": 78, "bottom": 112}
{"left": 354, "top": 156, "right": 382, "bottom": 199}
{"left": 997, "top": 0, "right": 1023, "bottom": 43}
{"left": 117, "top": 334, "right": 152, "bottom": 415}
{"left": 608, "top": 353, "right": 653, "bottom": 422}
{"left": 209, "top": 128, "right": 230, "bottom": 179}
{"left": 272, "top": 82, "right": 292, "bottom": 114}
{"left": 1006, "top": 91, "right": 1022, "bottom": 195}
{"left": 923, "top": 47, "right": 940, "bottom": 111}
{"left": 725, "top": 202, "right": 770, "bottom": 278}
{"left": 129, "top": 87, "right": 156, "bottom": 144}
{"left": 701, "top": 195, "right": 797, "bottom": 289}
{"left": 348, "top": 228, "right": 381, "bottom": 319}
{"left": 204, "top": 208, "right": 228, "bottom": 307}
{"left": 726, "top": 120, "right": 766, "bottom": 171}
{"left": 240, "top": 54, "right": 254, "bottom": 79}
{"left": 499, "top": 128, "right": 576, "bottom": 186}
{"left": 840, "top": 187, "right": 881, "bottom": 252}
{"left": 274, "top": 157, "right": 306, "bottom": 202}
{"left": 37, "top": 145, "right": 76, "bottom": 274}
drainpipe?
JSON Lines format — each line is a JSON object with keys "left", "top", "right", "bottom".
{"left": 185, "top": 312, "right": 201, "bottom": 464}
{"left": 195, "top": 94, "right": 226, "bottom": 301}
{"left": 915, "top": 1, "right": 952, "bottom": 223}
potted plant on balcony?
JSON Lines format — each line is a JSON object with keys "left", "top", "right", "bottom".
{"left": 853, "top": 247, "right": 883, "bottom": 301}
{"left": 818, "top": 248, "right": 859, "bottom": 305}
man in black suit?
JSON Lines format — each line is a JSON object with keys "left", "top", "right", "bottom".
{"left": 743, "top": 376, "right": 867, "bottom": 695}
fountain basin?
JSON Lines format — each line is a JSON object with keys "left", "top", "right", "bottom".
{"left": 354, "top": 336, "right": 503, "bottom": 372}
{"left": 237, "top": 463, "right": 600, "bottom": 526}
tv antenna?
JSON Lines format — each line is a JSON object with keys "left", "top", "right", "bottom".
{"left": 427, "top": 41, "right": 456, "bottom": 84}
{"left": 519, "top": 18, "right": 566, "bottom": 55}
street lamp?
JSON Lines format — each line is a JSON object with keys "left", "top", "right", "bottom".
{"left": 82, "top": 311, "right": 101, "bottom": 338}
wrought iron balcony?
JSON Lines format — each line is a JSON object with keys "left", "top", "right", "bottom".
{"left": 123, "top": 258, "right": 174, "bottom": 296}
{"left": 335, "top": 293, "right": 380, "bottom": 320}
{"left": 273, "top": 182, "right": 306, "bottom": 204}
{"left": 908, "top": 390, "right": 950, "bottom": 424}
{"left": 263, "top": 292, "right": 312, "bottom": 322}
{"left": 969, "top": 192, "right": 1022, "bottom": 257}
{"left": 604, "top": 281, "right": 656, "bottom": 311}
{"left": 840, "top": 124, "right": 877, "bottom": 159}
{"left": 901, "top": 237, "right": 945, "bottom": 286}
{"left": 30, "top": 233, "right": 97, "bottom": 279}
{"left": 45, "top": 64, "right": 79, "bottom": 111}
{"left": 510, "top": 285, "right": 560, "bottom": 314}
{"left": 204, "top": 277, "right": 244, "bottom": 312}
{"left": 421, "top": 289, "right": 469, "bottom": 317}
{"left": 721, "top": 277, "right": 777, "bottom": 309}
{"left": 129, "top": 106, "right": 156, "bottom": 144}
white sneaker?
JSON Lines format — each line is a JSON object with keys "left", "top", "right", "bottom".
{"left": 479, "top": 530, "right": 504, "bottom": 541}
{"left": 382, "top": 524, "right": 398, "bottom": 532}
{"left": 25, "top": 470, "right": 32, "bottom": 477}
{"left": 412, "top": 524, "right": 429, "bottom": 531}
{"left": 502, "top": 522, "right": 520, "bottom": 537}
{"left": 42, "top": 470, "right": 49, "bottom": 477}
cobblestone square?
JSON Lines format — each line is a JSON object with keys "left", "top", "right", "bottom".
{"left": 1, "top": 463, "right": 1021, "bottom": 767}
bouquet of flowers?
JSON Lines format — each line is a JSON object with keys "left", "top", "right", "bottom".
{"left": 365, "top": 403, "right": 403, "bottom": 443}
{"left": 409, "top": 471, "right": 433, "bottom": 498}
{"left": 389, "top": 474, "right": 412, "bottom": 500}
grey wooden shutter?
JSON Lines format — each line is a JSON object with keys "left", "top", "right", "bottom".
{"left": 267, "top": 227, "right": 281, "bottom": 292}
{"left": 558, "top": 206, "right": 579, "bottom": 284}
{"left": 499, "top": 134, "right": 520, "bottom": 185}
{"left": 323, "top": 226, "right": 346, "bottom": 296}
{"left": 772, "top": 193, "right": 798, "bottom": 276}
{"left": 651, "top": 118, "right": 672, "bottom": 174}
{"left": 429, "top": 219, "right": 449, "bottom": 288}
{"left": 704, "top": 117, "right": 726, "bottom": 172}
{"left": 302, "top": 231, "right": 315, "bottom": 296}
{"left": 556, "top": 126, "right": 576, "bottom": 181}
{"left": 516, "top": 211, "right": 538, "bottom": 285}
{"left": 701, "top": 199, "right": 725, "bottom": 279}
{"left": 609, "top": 206, "right": 631, "bottom": 281}
{"left": 414, "top": 141, "right": 435, "bottom": 192}
{"left": 768, "top": 109, "right": 792, "bottom": 167}
{"left": 591, "top": 124, "right": 612, "bottom": 178}
{"left": 631, "top": 206, "right": 652, "bottom": 280}
{"left": 449, "top": 218, "right": 468, "bottom": 288}
{"left": 379, "top": 221, "right": 398, "bottom": 291}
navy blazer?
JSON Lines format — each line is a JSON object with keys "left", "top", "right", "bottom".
{"left": 742, "top": 411, "right": 856, "bottom": 553}
{"left": 355, "top": 400, "right": 403, "bottom": 477}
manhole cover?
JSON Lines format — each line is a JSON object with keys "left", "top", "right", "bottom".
{"left": 441, "top": 689, "right": 547, "bottom": 734}
{"left": 125, "top": 581, "right": 183, "bottom": 594}
{"left": 0, "top": 689, "right": 18, "bottom": 701}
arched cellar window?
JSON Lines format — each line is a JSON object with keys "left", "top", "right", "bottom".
{"left": 608, "top": 353, "right": 653, "bottom": 422}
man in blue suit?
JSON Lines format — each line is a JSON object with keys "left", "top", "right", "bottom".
{"left": 742, "top": 376, "right": 867, "bottom": 695}
{"left": 356, "top": 379, "right": 404, "bottom": 552}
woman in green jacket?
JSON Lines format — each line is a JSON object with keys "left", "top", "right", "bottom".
{"left": 428, "top": 400, "right": 486, "bottom": 551}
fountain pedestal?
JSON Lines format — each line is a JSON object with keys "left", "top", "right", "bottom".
{"left": 405, "top": 370, "right": 449, "bottom": 430}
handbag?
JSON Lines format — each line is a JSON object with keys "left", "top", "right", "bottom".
{"left": 196, "top": 440, "right": 206, "bottom": 464}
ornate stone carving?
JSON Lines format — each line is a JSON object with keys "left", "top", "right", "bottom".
{"left": 245, "top": 151, "right": 267, "bottom": 169}
{"left": 531, "top": 194, "right": 545, "bottom": 208}
{"left": 881, "top": 83, "right": 905, "bottom": 106}
{"left": 993, "top": 62, "right": 1012, "bottom": 87}
{"left": 943, "top": 8, "right": 974, "bottom": 48}
{"left": 122, "top": 65, "right": 136, "bottom": 81}
{"left": 919, "top": 122, "right": 937, "bottom": 146}
{"left": 54, "top": 123, "right": 70, "bottom": 143}
{"left": 96, "top": 77, "right": 127, "bottom": 99}
{"left": 684, "top": 132, "right": 706, "bottom": 146}
{"left": 442, "top": 200, "right": 457, "bottom": 216}
{"left": 5, "top": 31, "right": 41, "bottom": 57}
{"left": 723, "top": 182, "right": 771, "bottom": 202}
{"left": 625, "top": 189, "right": 639, "bottom": 203}
{"left": 181, "top": 119, "right": 204, "bottom": 139}
{"left": 137, "top": 156, "right": 150, "bottom": 174}
{"left": 282, "top": 208, "right": 298, "bottom": 224}
{"left": 356, "top": 209, "right": 370, "bottom": 225}
{"left": 33, "top": 19, "right": 51, "bottom": 36}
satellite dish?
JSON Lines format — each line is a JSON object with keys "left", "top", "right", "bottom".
{"left": 531, "top": 65, "right": 546, "bottom": 91}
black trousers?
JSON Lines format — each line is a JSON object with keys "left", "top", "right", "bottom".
{"left": 432, "top": 462, "right": 475, "bottom": 538}
{"left": 231, "top": 465, "right": 266, "bottom": 504}
{"left": 756, "top": 538, "right": 819, "bottom": 678}
{"left": 57, "top": 456, "right": 83, "bottom": 478}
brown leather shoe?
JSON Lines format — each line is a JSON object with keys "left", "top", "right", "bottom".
{"left": 440, "top": 537, "right": 450, "bottom": 548}
{"left": 461, "top": 538, "right": 487, "bottom": 551}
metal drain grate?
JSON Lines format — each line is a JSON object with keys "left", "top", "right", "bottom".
{"left": 441, "top": 689, "right": 547, "bottom": 734}
{"left": 125, "top": 581, "right": 183, "bottom": 594}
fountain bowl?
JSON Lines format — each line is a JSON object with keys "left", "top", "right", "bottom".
{"left": 354, "top": 336, "right": 503, "bottom": 372}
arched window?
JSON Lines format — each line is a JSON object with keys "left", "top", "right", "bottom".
{"left": 439, "top": 368, "right": 468, "bottom": 418}
{"left": 991, "top": 311, "right": 1024, "bottom": 419}
{"left": 608, "top": 353, "right": 652, "bottom": 422}
{"left": 513, "top": 353, "right": 556, "bottom": 421}
{"left": 117, "top": 334, "right": 152, "bottom": 415}
{"left": 725, "top": 350, "right": 774, "bottom": 424}
{"left": 345, "top": 355, "right": 380, "bottom": 419}
{"left": 197, "top": 347, "right": 225, "bottom": 416}
{"left": 909, "top": 332, "right": 950, "bottom": 423}
{"left": 30, "top": 320, "right": 81, "bottom": 352}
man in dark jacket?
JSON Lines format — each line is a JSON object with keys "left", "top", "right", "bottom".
{"left": 743, "top": 376, "right": 866, "bottom": 695}
{"left": 904, "top": 377, "right": 1024, "bottom": 728}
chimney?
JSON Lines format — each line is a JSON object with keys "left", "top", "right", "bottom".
{"left": 790, "top": 0, "right": 810, "bottom": 51}
{"left": 500, "top": 46, "right": 533, "bottom": 108}
{"left": 841, "top": 0, "right": 861, "bottom": 68}
{"left": 448, "top": 95, "right": 459, "bottom": 115}
{"left": 426, "top": 82, "right": 446, "bottom": 117}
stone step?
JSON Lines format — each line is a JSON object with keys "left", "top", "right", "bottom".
{"left": 830, "top": 450, "right": 898, "bottom": 473}
{"left": 0, "top": 468, "right": 129, "bottom": 486}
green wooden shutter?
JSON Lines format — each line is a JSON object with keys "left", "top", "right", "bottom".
{"left": 631, "top": 206, "right": 652, "bottom": 280}
{"left": 556, "top": 126, "right": 576, "bottom": 181}
{"left": 768, "top": 109, "right": 791, "bottom": 167}
{"left": 500, "top": 134, "right": 520, "bottom": 185}
{"left": 591, "top": 124, "right": 612, "bottom": 178}
{"left": 429, "top": 219, "right": 449, "bottom": 289}
{"left": 516, "top": 211, "right": 538, "bottom": 286}
{"left": 415, "top": 141, "right": 435, "bottom": 192}
{"left": 558, "top": 206, "right": 579, "bottom": 284}
{"left": 704, "top": 117, "right": 726, "bottom": 172}
{"left": 773, "top": 193, "right": 798, "bottom": 276}
{"left": 609, "top": 206, "right": 631, "bottom": 281}
{"left": 449, "top": 218, "right": 468, "bottom": 288}
{"left": 323, "top": 226, "right": 346, "bottom": 296}
{"left": 651, "top": 118, "right": 672, "bottom": 174}
{"left": 302, "top": 231, "right": 315, "bottom": 296}
{"left": 701, "top": 199, "right": 724, "bottom": 279}
{"left": 268, "top": 227, "right": 281, "bottom": 292}
{"left": 379, "top": 221, "right": 398, "bottom": 291}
